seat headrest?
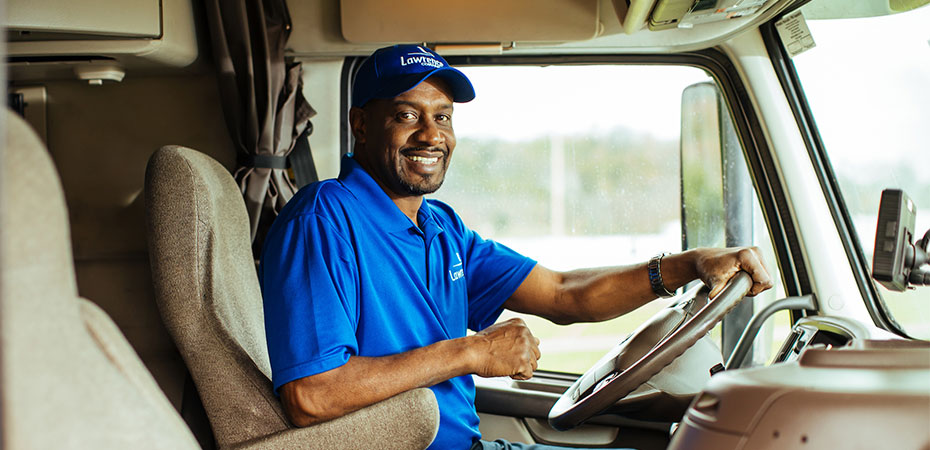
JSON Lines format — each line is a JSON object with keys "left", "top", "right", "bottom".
{"left": 1, "top": 109, "right": 79, "bottom": 307}
{"left": 145, "top": 145, "right": 272, "bottom": 379}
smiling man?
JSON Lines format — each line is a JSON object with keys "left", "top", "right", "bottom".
{"left": 259, "top": 44, "right": 773, "bottom": 450}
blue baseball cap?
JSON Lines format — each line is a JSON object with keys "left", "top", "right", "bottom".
{"left": 351, "top": 44, "right": 476, "bottom": 108}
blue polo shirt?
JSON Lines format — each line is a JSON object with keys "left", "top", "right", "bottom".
{"left": 260, "top": 156, "right": 536, "bottom": 449}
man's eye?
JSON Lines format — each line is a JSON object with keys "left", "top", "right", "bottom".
{"left": 437, "top": 114, "right": 451, "bottom": 123}
{"left": 397, "top": 112, "right": 416, "bottom": 120}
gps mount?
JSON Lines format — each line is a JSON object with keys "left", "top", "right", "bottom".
{"left": 872, "top": 189, "right": 930, "bottom": 291}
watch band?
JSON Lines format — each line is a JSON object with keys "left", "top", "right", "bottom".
{"left": 648, "top": 252, "right": 675, "bottom": 298}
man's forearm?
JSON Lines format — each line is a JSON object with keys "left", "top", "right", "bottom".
{"left": 280, "top": 338, "right": 472, "bottom": 427}
{"left": 505, "top": 251, "right": 698, "bottom": 325}
{"left": 505, "top": 247, "right": 771, "bottom": 325}
{"left": 559, "top": 249, "right": 699, "bottom": 322}
{"left": 281, "top": 318, "right": 540, "bottom": 427}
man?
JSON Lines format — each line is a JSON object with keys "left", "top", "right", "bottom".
{"left": 260, "top": 44, "right": 773, "bottom": 450}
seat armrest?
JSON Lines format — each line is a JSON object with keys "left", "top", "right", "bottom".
{"left": 232, "top": 388, "right": 439, "bottom": 450}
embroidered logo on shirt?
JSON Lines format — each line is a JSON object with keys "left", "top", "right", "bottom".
{"left": 449, "top": 252, "right": 464, "bottom": 282}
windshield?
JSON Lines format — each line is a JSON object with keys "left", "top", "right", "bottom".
{"left": 439, "top": 64, "right": 789, "bottom": 372}
{"left": 791, "top": 3, "right": 930, "bottom": 339}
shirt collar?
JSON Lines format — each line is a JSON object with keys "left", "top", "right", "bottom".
{"left": 338, "top": 155, "right": 442, "bottom": 239}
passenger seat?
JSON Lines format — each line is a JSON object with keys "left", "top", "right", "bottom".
{"left": 0, "top": 109, "right": 201, "bottom": 449}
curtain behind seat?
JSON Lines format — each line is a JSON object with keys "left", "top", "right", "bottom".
{"left": 205, "top": 0, "right": 315, "bottom": 256}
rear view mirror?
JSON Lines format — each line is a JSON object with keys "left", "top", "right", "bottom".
{"left": 679, "top": 80, "right": 755, "bottom": 359}
{"left": 680, "top": 81, "right": 725, "bottom": 251}
{"left": 872, "top": 189, "right": 930, "bottom": 291}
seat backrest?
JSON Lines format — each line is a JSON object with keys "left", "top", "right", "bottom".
{"left": 0, "top": 110, "right": 201, "bottom": 449}
{"left": 144, "top": 146, "right": 291, "bottom": 448}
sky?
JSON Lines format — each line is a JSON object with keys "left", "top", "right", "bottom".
{"left": 453, "top": 65, "right": 710, "bottom": 142}
{"left": 792, "top": 5, "right": 930, "bottom": 238}
{"left": 792, "top": 4, "right": 930, "bottom": 180}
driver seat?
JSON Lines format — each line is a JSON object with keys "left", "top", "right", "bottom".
{"left": 144, "top": 145, "right": 439, "bottom": 449}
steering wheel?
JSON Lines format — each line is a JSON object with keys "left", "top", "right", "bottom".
{"left": 548, "top": 271, "right": 753, "bottom": 430}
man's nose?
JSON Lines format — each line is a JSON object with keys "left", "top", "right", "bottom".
{"left": 413, "top": 119, "right": 444, "bottom": 147}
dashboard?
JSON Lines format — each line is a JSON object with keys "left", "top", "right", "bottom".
{"left": 670, "top": 314, "right": 930, "bottom": 450}
{"left": 772, "top": 315, "right": 879, "bottom": 364}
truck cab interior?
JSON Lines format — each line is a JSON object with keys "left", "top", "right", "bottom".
{"left": 2, "top": 0, "right": 929, "bottom": 449}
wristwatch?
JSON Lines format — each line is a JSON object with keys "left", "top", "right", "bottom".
{"left": 648, "top": 252, "right": 675, "bottom": 298}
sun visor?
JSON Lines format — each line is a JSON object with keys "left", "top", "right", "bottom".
{"left": 340, "top": 0, "right": 600, "bottom": 44}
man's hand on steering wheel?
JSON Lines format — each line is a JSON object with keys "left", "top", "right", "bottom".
{"left": 692, "top": 247, "right": 774, "bottom": 298}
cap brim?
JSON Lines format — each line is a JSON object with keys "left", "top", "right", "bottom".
{"left": 424, "top": 67, "right": 476, "bottom": 103}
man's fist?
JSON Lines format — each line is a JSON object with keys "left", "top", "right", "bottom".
{"left": 469, "top": 318, "right": 541, "bottom": 380}
{"left": 694, "top": 247, "right": 774, "bottom": 298}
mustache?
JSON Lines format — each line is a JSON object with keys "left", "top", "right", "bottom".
{"left": 401, "top": 146, "right": 447, "bottom": 156}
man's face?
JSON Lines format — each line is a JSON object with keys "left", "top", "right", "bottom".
{"left": 351, "top": 77, "right": 456, "bottom": 199}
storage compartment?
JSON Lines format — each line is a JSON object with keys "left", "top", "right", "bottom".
{"left": 6, "top": 0, "right": 161, "bottom": 39}
{"left": 4, "top": 0, "right": 198, "bottom": 80}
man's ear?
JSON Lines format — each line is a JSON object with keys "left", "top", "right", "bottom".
{"left": 349, "top": 107, "right": 366, "bottom": 145}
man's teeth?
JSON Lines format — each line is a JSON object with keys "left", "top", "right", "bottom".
{"left": 408, "top": 155, "right": 439, "bottom": 164}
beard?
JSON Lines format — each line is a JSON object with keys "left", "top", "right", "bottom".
{"left": 400, "top": 176, "right": 444, "bottom": 195}
{"left": 394, "top": 148, "right": 450, "bottom": 195}
{"left": 396, "top": 164, "right": 447, "bottom": 195}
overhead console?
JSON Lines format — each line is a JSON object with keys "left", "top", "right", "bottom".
{"left": 4, "top": 0, "right": 198, "bottom": 82}
{"left": 635, "top": 0, "right": 772, "bottom": 31}
{"left": 287, "top": 0, "right": 792, "bottom": 57}
{"left": 339, "top": 0, "right": 780, "bottom": 43}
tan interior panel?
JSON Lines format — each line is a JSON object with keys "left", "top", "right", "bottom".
{"left": 5, "top": 0, "right": 161, "bottom": 38}
{"left": 27, "top": 74, "right": 236, "bottom": 409}
{"left": 41, "top": 76, "right": 235, "bottom": 259}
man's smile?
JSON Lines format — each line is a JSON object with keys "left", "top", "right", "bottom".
{"left": 401, "top": 147, "right": 446, "bottom": 173}
{"left": 406, "top": 155, "right": 439, "bottom": 165}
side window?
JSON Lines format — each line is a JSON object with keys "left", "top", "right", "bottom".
{"left": 437, "top": 65, "right": 788, "bottom": 373}
{"left": 791, "top": 5, "right": 930, "bottom": 339}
